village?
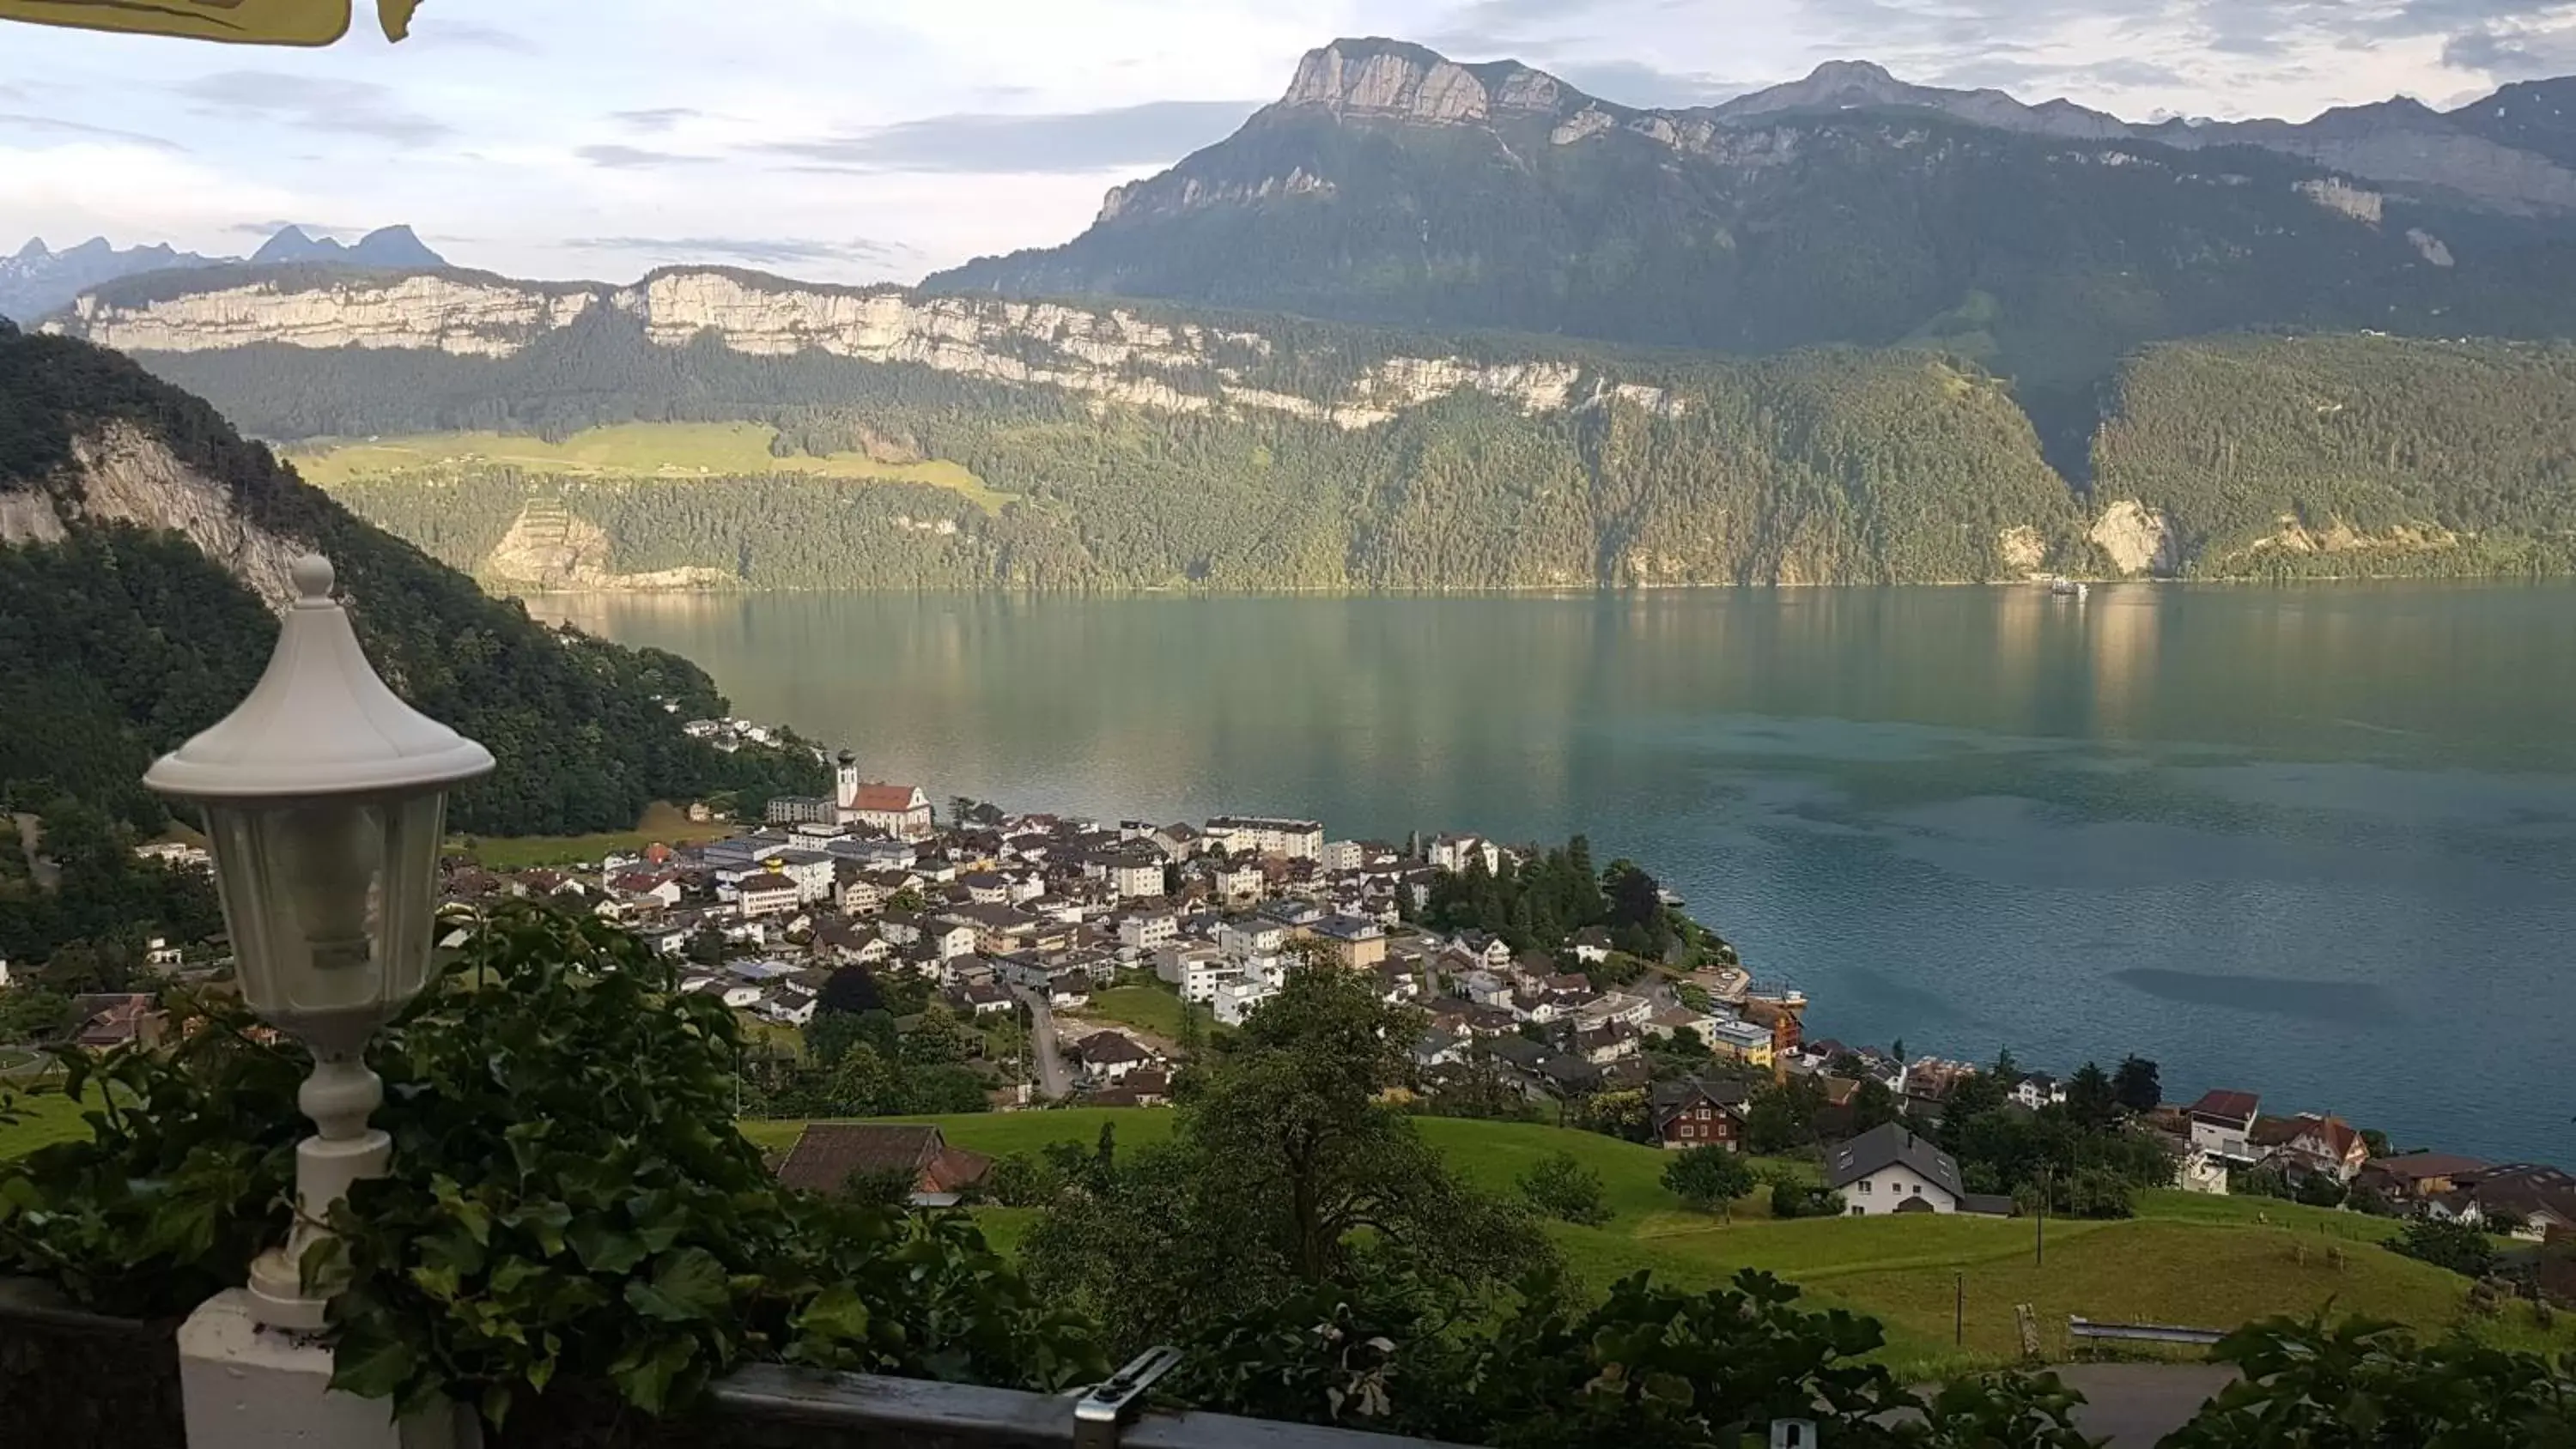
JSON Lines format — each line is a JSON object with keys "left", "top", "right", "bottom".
{"left": 410, "top": 732, "right": 2575, "bottom": 1241}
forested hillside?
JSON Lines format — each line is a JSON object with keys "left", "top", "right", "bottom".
{"left": 139, "top": 319, "right": 2087, "bottom": 588}
{"left": 0, "top": 327, "right": 825, "bottom": 839}
{"left": 2093, "top": 336, "right": 2576, "bottom": 577}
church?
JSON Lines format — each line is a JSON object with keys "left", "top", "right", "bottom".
{"left": 762, "top": 751, "right": 933, "bottom": 838}
{"left": 834, "top": 752, "right": 933, "bottom": 840}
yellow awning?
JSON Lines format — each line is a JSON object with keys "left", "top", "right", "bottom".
{"left": 0, "top": 0, "right": 417, "bottom": 45}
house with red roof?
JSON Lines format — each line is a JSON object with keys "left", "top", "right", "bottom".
{"left": 834, "top": 751, "right": 933, "bottom": 840}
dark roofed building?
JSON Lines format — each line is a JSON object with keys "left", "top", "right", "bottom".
{"left": 774, "top": 1124, "right": 991, "bottom": 1204}
{"left": 1825, "top": 1122, "right": 2009, "bottom": 1217}
{"left": 1649, "top": 1076, "right": 1750, "bottom": 1151}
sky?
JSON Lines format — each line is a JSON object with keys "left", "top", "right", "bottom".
{"left": 5, "top": 0, "right": 2575, "bottom": 285}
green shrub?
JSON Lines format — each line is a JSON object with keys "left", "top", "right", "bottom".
{"left": 2165, "top": 1316, "right": 2576, "bottom": 1447}
{"left": 0, "top": 902, "right": 1103, "bottom": 1428}
{"left": 1516, "top": 1150, "right": 1613, "bottom": 1227}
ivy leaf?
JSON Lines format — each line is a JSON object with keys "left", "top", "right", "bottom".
{"left": 330, "top": 1322, "right": 420, "bottom": 1401}
{"left": 625, "top": 1246, "right": 729, "bottom": 1322}
{"left": 797, "top": 1286, "right": 872, "bottom": 1343}
{"left": 566, "top": 1220, "right": 647, "bottom": 1275}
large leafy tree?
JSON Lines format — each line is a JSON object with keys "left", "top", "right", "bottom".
{"left": 1020, "top": 952, "right": 1555, "bottom": 1350}
{"left": 2111, "top": 1055, "right": 2162, "bottom": 1113}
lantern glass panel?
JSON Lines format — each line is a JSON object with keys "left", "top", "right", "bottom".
{"left": 204, "top": 791, "right": 447, "bottom": 1048}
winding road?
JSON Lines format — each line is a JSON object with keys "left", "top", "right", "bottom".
{"left": 1012, "top": 985, "right": 1073, "bottom": 1100}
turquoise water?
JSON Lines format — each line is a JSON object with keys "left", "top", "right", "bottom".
{"left": 544, "top": 585, "right": 2576, "bottom": 1163}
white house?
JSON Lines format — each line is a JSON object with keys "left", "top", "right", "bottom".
{"left": 1212, "top": 973, "right": 1280, "bottom": 1027}
{"left": 1118, "top": 912, "right": 1180, "bottom": 950}
{"left": 1157, "top": 943, "right": 1230, "bottom": 1003}
{"left": 1108, "top": 857, "right": 1166, "bottom": 900}
{"left": 1218, "top": 919, "right": 1291, "bottom": 959}
{"left": 930, "top": 923, "right": 980, "bottom": 960}
{"left": 2184, "top": 1089, "right": 2262, "bottom": 1164}
{"left": 2013, "top": 1074, "right": 2069, "bottom": 1111}
{"left": 1320, "top": 840, "right": 1365, "bottom": 871}
{"left": 1205, "top": 815, "right": 1323, "bottom": 860}
{"left": 1075, "top": 1030, "right": 1156, "bottom": 1082}
{"left": 1210, "top": 861, "right": 1267, "bottom": 903}
{"left": 770, "top": 850, "right": 838, "bottom": 904}
{"left": 1825, "top": 1124, "right": 2011, "bottom": 1216}
{"left": 732, "top": 875, "right": 799, "bottom": 919}
{"left": 1427, "top": 834, "right": 1501, "bottom": 876}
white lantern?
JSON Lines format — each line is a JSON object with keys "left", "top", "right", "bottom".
{"left": 145, "top": 555, "right": 492, "bottom": 1329}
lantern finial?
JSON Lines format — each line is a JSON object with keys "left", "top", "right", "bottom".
{"left": 290, "top": 553, "right": 334, "bottom": 603}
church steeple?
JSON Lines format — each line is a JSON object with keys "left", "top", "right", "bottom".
{"left": 835, "top": 749, "right": 859, "bottom": 809}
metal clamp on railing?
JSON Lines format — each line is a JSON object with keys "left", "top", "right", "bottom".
{"left": 1072, "top": 1345, "right": 1185, "bottom": 1449}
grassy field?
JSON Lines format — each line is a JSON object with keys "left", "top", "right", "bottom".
{"left": 289, "top": 422, "right": 1015, "bottom": 514}
{"left": 451, "top": 802, "right": 733, "bottom": 870}
{"left": 1071, "top": 986, "right": 1189, "bottom": 1044}
{"left": 0, "top": 1088, "right": 101, "bottom": 1161}
{"left": 745, "top": 1108, "right": 2575, "bottom": 1374}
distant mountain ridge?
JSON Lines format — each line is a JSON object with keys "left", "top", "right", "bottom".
{"left": 927, "top": 39, "right": 2576, "bottom": 385}
{"left": 0, "top": 224, "right": 445, "bottom": 323}
{"left": 250, "top": 224, "right": 446, "bottom": 270}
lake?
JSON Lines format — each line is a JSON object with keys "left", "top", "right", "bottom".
{"left": 541, "top": 585, "right": 2576, "bottom": 1163}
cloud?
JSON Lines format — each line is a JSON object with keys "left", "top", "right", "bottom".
{"left": 0, "top": 112, "right": 187, "bottom": 151}
{"left": 1546, "top": 59, "right": 1744, "bottom": 107}
{"left": 766, "top": 99, "right": 1261, "bottom": 173}
{"left": 2443, "top": 21, "right": 2576, "bottom": 78}
{"left": 577, "top": 144, "right": 715, "bottom": 169}
{"left": 562, "top": 235, "right": 920, "bottom": 268}
{"left": 611, "top": 107, "right": 702, "bottom": 134}
{"left": 402, "top": 21, "right": 539, "bottom": 53}
{"left": 176, "top": 71, "right": 450, "bottom": 145}
{"left": 227, "top": 218, "right": 363, "bottom": 239}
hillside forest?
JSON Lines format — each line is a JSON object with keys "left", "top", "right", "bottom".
{"left": 137, "top": 319, "right": 2576, "bottom": 591}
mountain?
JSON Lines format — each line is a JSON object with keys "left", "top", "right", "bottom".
{"left": 0, "top": 319, "right": 824, "bottom": 835}
{"left": 0, "top": 237, "right": 223, "bottom": 324}
{"left": 249, "top": 224, "right": 447, "bottom": 270}
{"left": 2, "top": 226, "right": 447, "bottom": 324}
{"left": 32, "top": 264, "right": 2576, "bottom": 588}
{"left": 926, "top": 39, "right": 2576, "bottom": 386}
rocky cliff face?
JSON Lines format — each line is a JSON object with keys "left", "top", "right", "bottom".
{"left": 3, "top": 421, "right": 307, "bottom": 607}
{"left": 1278, "top": 38, "right": 1577, "bottom": 124}
{"left": 50, "top": 268, "right": 1680, "bottom": 431}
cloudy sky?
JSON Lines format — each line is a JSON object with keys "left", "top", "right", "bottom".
{"left": 5, "top": 0, "right": 2573, "bottom": 284}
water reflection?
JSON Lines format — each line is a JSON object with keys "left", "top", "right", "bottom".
{"left": 538, "top": 584, "right": 2576, "bottom": 1160}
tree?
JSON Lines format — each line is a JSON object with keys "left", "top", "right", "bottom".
{"left": 2111, "top": 1056, "right": 2161, "bottom": 1113}
{"left": 0, "top": 985, "right": 74, "bottom": 1044}
{"left": 1891, "top": 1037, "right": 1906, "bottom": 1065}
{"left": 817, "top": 967, "right": 884, "bottom": 1016}
{"left": 1021, "top": 961, "right": 1554, "bottom": 1352}
{"left": 1516, "top": 1151, "right": 1612, "bottom": 1227}
{"left": 884, "top": 888, "right": 927, "bottom": 913}
{"left": 1662, "top": 1146, "right": 1758, "bottom": 1219}
{"left": 900, "top": 1003, "right": 970, "bottom": 1067}
{"left": 2392, "top": 1218, "right": 2497, "bottom": 1279}
{"left": 1849, "top": 1078, "right": 1905, "bottom": 1137}
{"left": 2064, "top": 1062, "right": 2120, "bottom": 1131}
{"left": 1743, "top": 1076, "right": 1826, "bottom": 1155}
{"left": 1991, "top": 1046, "right": 2020, "bottom": 1085}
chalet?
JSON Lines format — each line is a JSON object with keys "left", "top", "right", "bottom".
{"left": 2252, "top": 1113, "right": 2371, "bottom": 1184}
{"left": 946, "top": 980, "right": 1017, "bottom": 1017}
{"left": 1826, "top": 1124, "right": 2013, "bottom": 1217}
{"left": 1577, "top": 1022, "right": 1639, "bottom": 1065}
{"left": 1074, "top": 1030, "right": 1157, "bottom": 1082}
{"left": 774, "top": 1124, "right": 990, "bottom": 1206}
{"left": 2359, "top": 1154, "right": 2493, "bottom": 1203}
{"left": 1568, "top": 926, "right": 1613, "bottom": 963}
{"left": 1649, "top": 1077, "right": 1750, "bottom": 1151}
{"left": 73, "top": 993, "right": 164, "bottom": 1051}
